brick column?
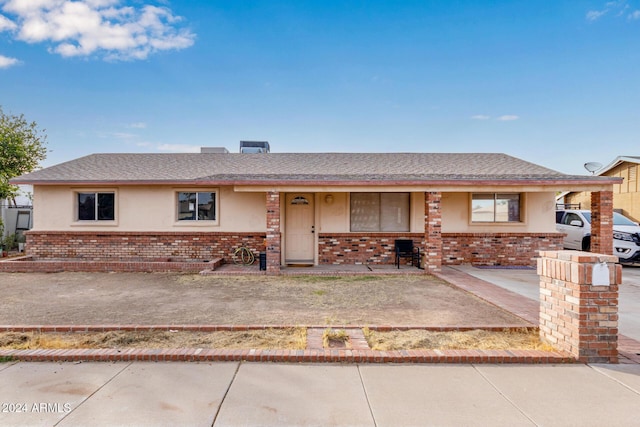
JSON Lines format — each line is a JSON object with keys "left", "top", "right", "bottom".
{"left": 590, "top": 190, "right": 613, "bottom": 256}
{"left": 424, "top": 192, "right": 442, "bottom": 273}
{"left": 538, "top": 251, "right": 621, "bottom": 363}
{"left": 266, "top": 191, "right": 281, "bottom": 275}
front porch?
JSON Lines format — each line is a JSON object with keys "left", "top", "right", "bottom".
{"left": 205, "top": 262, "right": 426, "bottom": 276}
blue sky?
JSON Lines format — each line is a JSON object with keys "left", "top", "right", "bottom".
{"left": 1, "top": 0, "right": 639, "bottom": 176}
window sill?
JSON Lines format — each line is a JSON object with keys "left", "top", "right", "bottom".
{"left": 71, "top": 221, "right": 119, "bottom": 227}
{"left": 469, "top": 222, "right": 525, "bottom": 226}
{"left": 173, "top": 221, "right": 219, "bottom": 227}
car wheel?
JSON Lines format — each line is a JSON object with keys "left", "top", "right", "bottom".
{"left": 582, "top": 237, "right": 591, "bottom": 252}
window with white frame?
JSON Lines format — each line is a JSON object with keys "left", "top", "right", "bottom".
{"left": 77, "top": 192, "right": 115, "bottom": 221}
{"left": 471, "top": 193, "right": 521, "bottom": 223}
{"left": 350, "top": 192, "right": 410, "bottom": 231}
{"left": 177, "top": 191, "right": 217, "bottom": 221}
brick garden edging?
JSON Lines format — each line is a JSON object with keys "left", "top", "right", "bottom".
{"left": 0, "top": 325, "right": 574, "bottom": 364}
{"left": 0, "top": 256, "right": 222, "bottom": 273}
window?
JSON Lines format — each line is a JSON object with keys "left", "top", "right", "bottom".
{"left": 78, "top": 192, "right": 115, "bottom": 221}
{"left": 291, "top": 196, "right": 309, "bottom": 205}
{"left": 471, "top": 193, "right": 521, "bottom": 223}
{"left": 350, "top": 192, "right": 410, "bottom": 232}
{"left": 562, "top": 212, "right": 583, "bottom": 226}
{"left": 178, "top": 192, "right": 216, "bottom": 221}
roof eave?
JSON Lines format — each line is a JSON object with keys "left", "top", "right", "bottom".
{"left": 13, "top": 177, "right": 622, "bottom": 187}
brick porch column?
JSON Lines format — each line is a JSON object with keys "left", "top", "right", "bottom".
{"left": 266, "top": 191, "right": 281, "bottom": 275}
{"left": 590, "top": 190, "right": 613, "bottom": 256}
{"left": 424, "top": 192, "right": 442, "bottom": 273}
{"left": 538, "top": 251, "right": 621, "bottom": 363}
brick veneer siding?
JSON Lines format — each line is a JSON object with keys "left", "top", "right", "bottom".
{"left": 265, "top": 191, "right": 281, "bottom": 274}
{"left": 318, "top": 233, "right": 425, "bottom": 265}
{"left": 25, "top": 231, "right": 266, "bottom": 263}
{"left": 590, "top": 190, "right": 614, "bottom": 256}
{"left": 538, "top": 251, "right": 621, "bottom": 363}
{"left": 442, "top": 233, "right": 564, "bottom": 266}
{"left": 425, "top": 192, "right": 442, "bottom": 272}
{"left": 24, "top": 230, "right": 563, "bottom": 268}
{"left": 319, "top": 232, "right": 561, "bottom": 267}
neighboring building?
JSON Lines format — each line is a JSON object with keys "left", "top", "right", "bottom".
{"left": 558, "top": 156, "right": 640, "bottom": 222}
{"left": 12, "top": 149, "right": 620, "bottom": 272}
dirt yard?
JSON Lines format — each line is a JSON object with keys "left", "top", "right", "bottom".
{"left": 0, "top": 272, "right": 529, "bottom": 326}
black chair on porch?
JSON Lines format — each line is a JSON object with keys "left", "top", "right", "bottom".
{"left": 394, "top": 239, "right": 420, "bottom": 269}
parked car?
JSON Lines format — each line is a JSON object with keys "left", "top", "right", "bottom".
{"left": 555, "top": 209, "right": 640, "bottom": 263}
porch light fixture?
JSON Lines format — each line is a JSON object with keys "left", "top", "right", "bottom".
{"left": 324, "top": 194, "right": 334, "bottom": 204}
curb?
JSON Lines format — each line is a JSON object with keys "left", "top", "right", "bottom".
{"left": 0, "top": 348, "right": 575, "bottom": 364}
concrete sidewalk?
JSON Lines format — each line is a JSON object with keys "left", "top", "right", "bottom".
{"left": 1, "top": 360, "right": 640, "bottom": 426}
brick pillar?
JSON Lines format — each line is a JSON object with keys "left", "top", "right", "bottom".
{"left": 266, "top": 191, "right": 281, "bottom": 275}
{"left": 590, "top": 190, "right": 613, "bottom": 256}
{"left": 424, "top": 192, "right": 442, "bottom": 273}
{"left": 538, "top": 251, "right": 621, "bottom": 363}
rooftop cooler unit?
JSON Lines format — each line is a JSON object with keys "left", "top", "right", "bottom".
{"left": 240, "top": 141, "right": 270, "bottom": 154}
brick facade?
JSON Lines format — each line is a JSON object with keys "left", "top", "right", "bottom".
{"left": 25, "top": 231, "right": 266, "bottom": 263}
{"left": 265, "top": 191, "right": 281, "bottom": 274}
{"left": 590, "top": 190, "right": 614, "bottom": 256}
{"left": 538, "top": 251, "right": 621, "bottom": 363}
{"left": 23, "top": 230, "right": 562, "bottom": 268}
{"left": 318, "top": 232, "right": 561, "bottom": 267}
{"left": 442, "top": 233, "right": 564, "bottom": 266}
{"left": 425, "top": 192, "right": 442, "bottom": 272}
{"left": 318, "top": 233, "right": 425, "bottom": 265}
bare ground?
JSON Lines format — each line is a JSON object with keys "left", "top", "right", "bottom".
{"left": 0, "top": 272, "right": 529, "bottom": 326}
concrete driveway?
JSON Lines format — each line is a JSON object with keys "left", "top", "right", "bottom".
{"left": 452, "top": 265, "right": 640, "bottom": 342}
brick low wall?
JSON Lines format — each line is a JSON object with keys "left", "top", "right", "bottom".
{"left": 319, "top": 232, "right": 562, "bottom": 266}
{"left": 25, "top": 231, "right": 266, "bottom": 262}
{"left": 318, "top": 233, "right": 425, "bottom": 265}
{"left": 442, "top": 233, "right": 565, "bottom": 266}
{"left": 25, "top": 230, "right": 563, "bottom": 267}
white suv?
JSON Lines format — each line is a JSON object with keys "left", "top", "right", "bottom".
{"left": 555, "top": 209, "right": 640, "bottom": 263}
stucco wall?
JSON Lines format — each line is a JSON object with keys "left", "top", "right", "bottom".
{"left": 33, "top": 187, "right": 557, "bottom": 234}
{"left": 441, "top": 192, "right": 555, "bottom": 233}
{"left": 32, "top": 185, "right": 266, "bottom": 232}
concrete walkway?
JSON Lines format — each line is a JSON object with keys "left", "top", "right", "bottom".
{"left": 2, "top": 360, "right": 640, "bottom": 426}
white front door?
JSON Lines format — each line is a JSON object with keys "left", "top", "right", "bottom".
{"left": 285, "top": 193, "right": 315, "bottom": 264}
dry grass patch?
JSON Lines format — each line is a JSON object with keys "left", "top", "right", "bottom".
{"left": 322, "top": 328, "right": 351, "bottom": 348}
{"left": 0, "top": 328, "right": 307, "bottom": 351}
{"left": 363, "top": 328, "right": 555, "bottom": 351}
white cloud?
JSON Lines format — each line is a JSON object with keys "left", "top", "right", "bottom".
{"left": 586, "top": 1, "right": 639, "bottom": 21}
{"left": 112, "top": 132, "right": 136, "bottom": 139}
{"left": 0, "top": 13, "right": 17, "bottom": 31}
{"left": 497, "top": 115, "right": 519, "bottom": 121}
{"left": 586, "top": 10, "right": 608, "bottom": 21}
{"left": 157, "top": 143, "right": 200, "bottom": 153}
{"left": 128, "top": 121, "right": 146, "bottom": 129}
{"left": 471, "top": 114, "right": 491, "bottom": 120}
{"left": 0, "top": 0, "right": 195, "bottom": 61}
{"left": 0, "top": 54, "right": 20, "bottom": 68}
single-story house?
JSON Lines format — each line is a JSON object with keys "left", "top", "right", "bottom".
{"left": 557, "top": 156, "right": 640, "bottom": 222}
{"left": 12, "top": 148, "right": 621, "bottom": 273}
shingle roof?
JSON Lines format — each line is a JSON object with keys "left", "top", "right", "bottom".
{"left": 12, "top": 152, "right": 613, "bottom": 185}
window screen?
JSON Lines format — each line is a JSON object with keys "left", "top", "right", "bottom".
{"left": 350, "top": 193, "right": 409, "bottom": 232}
